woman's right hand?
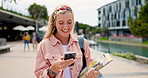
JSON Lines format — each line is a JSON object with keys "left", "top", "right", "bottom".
{"left": 49, "top": 58, "right": 75, "bottom": 73}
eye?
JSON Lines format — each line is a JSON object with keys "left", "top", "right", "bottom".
{"left": 67, "top": 21, "right": 72, "bottom": 24}
{"left": 59, "top": 22, "right": 64, "bottom": 25}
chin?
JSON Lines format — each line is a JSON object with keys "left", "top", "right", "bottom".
{"left": 61, "top": 33, "right": 70, "bottom": 38}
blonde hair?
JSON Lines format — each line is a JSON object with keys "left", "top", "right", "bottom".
{"left": 43, "top": 4, "right": 75, "bottom": 39}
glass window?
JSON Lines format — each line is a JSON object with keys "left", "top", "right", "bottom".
{"left": 98, "top": 17, "right": 101, "bottom": 20}
{"left": 118, "top": 12, "right": 120, "bottom": 19}
{"left": 111, "top": 14, "right": 113, "bottom": 20}
{"left": 108, "top": 22, "right": 110, "bottom": 27}
{"left": 109, "top": 6, "right": 112, "bottom": 12}
{"left": 114, "top": 12, "right": 116, "bottom": 19}
{"left": 131, "top": 9, "right": 135, "bottom": 18}
{"left": 125, "top": 0, "right": 129, "bottom": 8}
{"left": 98, "top": 24, "right": 101, "bottom": 27}
{"left": 103, "top": 8, "right": 105, "bottom": 14}
{"left": 116, "top": 4, "right": 118, "bottom": 10}
{"left": 139, "top": 0, "right": 141, "bottom": 5}
{"left": 132, "top": 0, "right": 134, "bottom": 6}
{"left": 122, "top": 10, "right": 125, "bottom": 19}
{"left": 119, "top": 2, "right": 121, "bottom": 10}
{"left": 122, "top": 20, "right": 126, "bottom": 26}
{"left": 136, "top": 0, "right": 138, "bottom": 5}
{"left": 98, "top": 11, "right": 101, "bottom": 14}
{"left": 117, "top": 20, "right": 120, "bottom": 26}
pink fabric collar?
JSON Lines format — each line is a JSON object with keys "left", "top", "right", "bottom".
{"left": 49, "top": 34, "right": 78, "bottom": 46}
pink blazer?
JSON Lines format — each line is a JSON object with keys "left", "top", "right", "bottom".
{"left": 34, "top": 34, "right": 91, "bottom": 78}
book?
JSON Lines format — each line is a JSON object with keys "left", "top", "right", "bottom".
{"left": 78, "top": 53, "right": 113, "bottom": 78}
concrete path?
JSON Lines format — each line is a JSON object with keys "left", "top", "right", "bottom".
{"left": 0, "top": 41, "right": 148, "bottom": 78}
{"left": 0, "top": 41, "right": 36, "bottom": 78}
{"left": 91, "top": 49, "right": 148, "bottom": 78}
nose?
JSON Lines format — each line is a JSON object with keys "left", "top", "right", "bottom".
{"left": 63, "top": 23, "right": 69, "bottom": 29}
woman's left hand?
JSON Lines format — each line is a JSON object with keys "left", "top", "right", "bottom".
{"left": 85, "top": 68, "right": 100, "bottom": 78}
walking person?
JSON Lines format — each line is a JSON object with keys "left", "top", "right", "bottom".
{"left": 34, "top": 5, "right": 102, "bottom": 78}
{"left": 22, "top": 32, "right": 30, "bottom": 51}
{"left": 32, "top": 31, "right": 38, "bottom": 49}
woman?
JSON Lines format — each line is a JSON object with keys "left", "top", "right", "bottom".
{"left": 34, "top": 5, "right": 101, "bottom": 78}
{"left": 22, "top": 32, "right": 30, "bottom": 51}
{"left": 32, "top": 31, "right": 38, "bottom": 49}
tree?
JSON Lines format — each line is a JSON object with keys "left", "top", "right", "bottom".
{"left": 128, "top": 2, "right": 148, "bottom": 37}
{"left": 91, "top": 27, "right": 101, "bottom": 34}
{"left": 134, "top": 6, "right": 138, "bottom": 18}
{"left": 28, "top": 3, "right": 48, "bottom": 32}
{"left": 100, "top": 27, "right": 109, "bottom": 37}
{"left": 28, "top": 3, "right": 48, "bottom": 20}
{"left": 78, "top": 23, "right": 91, "bottom": 30}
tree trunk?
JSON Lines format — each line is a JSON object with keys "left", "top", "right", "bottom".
{"left": 35, "top": 20, "right": 38, "bottom": 32}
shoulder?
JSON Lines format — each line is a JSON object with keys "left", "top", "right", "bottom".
{"left": 37, "top": 38, "right": 52, "bottom": 52}
{"left": 38, "top": 39, "right": 50, "bottom": 47}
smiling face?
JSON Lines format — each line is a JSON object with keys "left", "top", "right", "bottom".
{"left": 55, "top": 11, "right": 74, "bottom": 38}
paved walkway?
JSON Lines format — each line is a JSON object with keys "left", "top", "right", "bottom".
{"left": 0, "top": 41, "right": 148, "bottom": 78}
{"left": 0, "top": 41, "right": 36, "bottom": 78}
{"left": 91, "top": 49, "right": 148, "bottom": 78}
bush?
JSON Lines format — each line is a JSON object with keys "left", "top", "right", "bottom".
{"left": 98, "top": 37, "right": 109, "bottom": 40}
{"left": 112, "top": 52, "right": 137, "bottom": 61}
{"left": 142, "top": 40, "right": 148, "bottom": 45}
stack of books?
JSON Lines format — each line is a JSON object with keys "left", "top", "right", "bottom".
{"left": 78, "top": 53, "right": 113, "bottom": 78}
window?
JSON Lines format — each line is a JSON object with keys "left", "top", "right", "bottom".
{"left": 132, "top": 0, "right": 134, "bottom": 6}
{"left": 98, "top": 17, "right": 101, "bottom": 20}
{"left": 116, "top": 3, "right": 118, "bottom": 11}
{"left": 119, "top": 2, "right": 121, "bottom": 10}
{"left": 111, "top": 14, "right": 113, "bottom": 20}
{"left": 136, "top": 0, "right": 138, "bottom": 5}
{"left": 139, "top": 0, "right": 141, "bottom": 5}
{"left": 114, "top": 12, "right": 116, "bottom": 19}
{"left": 117, "top": 20, "right": 120, "bottom": 26}
{"left": 122, "top": 10, "right": 125, "bottom": 19}
{"left": 98, "top": 24, "right": 101, "bottom": 27}
{"left": 109, "top": 6, "right": 112, "bottom": 12}
{"left": 103, "top": 8, "right": 105, "bottom": 14}
{"left": 125, "top": 0, "right": 129, "bottom": 8}
{"left": 98, "top": 11, "right": 101, "bottom": 14}
{"left": 107, "top": 15, "right": 109, "bottom": 21}
{"left": 131, "top": 9, "right": 135, "bottom": 18}
{"left": 118, "top": 12, "right": 120, "bottom": 19}
{"left": 108, "top": 22, "right": 110, "bottom": 27}
{"left": 122, "top": 20, "right": 126, "bottom": 26}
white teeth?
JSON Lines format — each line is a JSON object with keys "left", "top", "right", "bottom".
{"left": 62, "top": 30, "right": 68, "bottom": 32}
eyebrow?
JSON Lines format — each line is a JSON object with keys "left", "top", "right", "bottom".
{"left": 58, "top": 19, "right": 72, "bottom": 22}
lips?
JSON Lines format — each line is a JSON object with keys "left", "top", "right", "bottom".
{"left": 62, "top": 29, "right": 69, "bottom": 33}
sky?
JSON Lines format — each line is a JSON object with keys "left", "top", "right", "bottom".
{"left": 1, "top": 0, "right": 116, "bottom": 26}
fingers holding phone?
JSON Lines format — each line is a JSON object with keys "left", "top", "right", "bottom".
{"left": 49, "top": 52, "right": 76, "bottom": 73}
{"left": 64, "top": 52, "right": 76, "bottom": 66}
{"left": 50, "top": 58, "right": 75, "bottom": 73}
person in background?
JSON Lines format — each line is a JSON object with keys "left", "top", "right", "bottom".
{"left": 32, "top": 31, "right": 38, "bottom": 49}
{"left": 22, "top": 32, "right": 30, "bottom": 51}
{"left": 34, "top": 4, "right": 102, "bottom": 78}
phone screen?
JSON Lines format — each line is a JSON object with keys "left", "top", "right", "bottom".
{"left": 64, "top": 52, "right": 76, "bottom": 66}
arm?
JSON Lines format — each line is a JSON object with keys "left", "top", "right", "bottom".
{"left": 34, "top": 42, "right": 75, "bottom": 78}
{"left": 84, "top": 39, "right": 92, "bottom": 65}
{"left": 34, "top": 42, "right": 51, "bottom": 78}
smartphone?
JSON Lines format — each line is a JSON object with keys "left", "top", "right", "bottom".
{"left": 64, "top": 52, "right": 76, "bottom": 66}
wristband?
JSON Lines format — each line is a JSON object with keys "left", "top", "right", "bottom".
{"left": 47, "top": 68, "right": 58, "bottom": 76}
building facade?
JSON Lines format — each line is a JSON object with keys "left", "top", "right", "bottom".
{"left": 97, "top": 0, "right": 146, "bottom": 36}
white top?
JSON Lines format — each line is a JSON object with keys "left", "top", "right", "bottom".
{"left": 62, "top": 45, "right": 72, "bottom": 78}
{"left": 32, "top": 32, "right": 37, "bottom": 40}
